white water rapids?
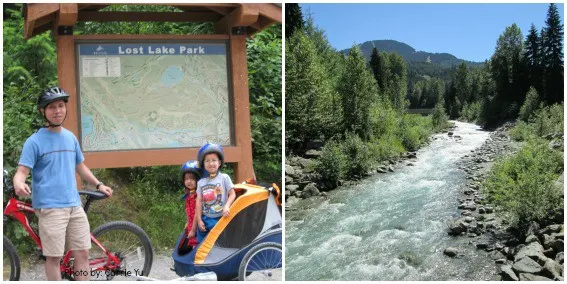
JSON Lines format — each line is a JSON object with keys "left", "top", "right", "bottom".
{"left": 285, "top": 121, "right": 499, "bottom": 280}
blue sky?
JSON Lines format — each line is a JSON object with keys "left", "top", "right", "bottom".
{"left": 299, "top": 3, "right": 564, "bottom": 62}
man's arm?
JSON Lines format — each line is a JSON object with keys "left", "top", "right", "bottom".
{"left": 13, "top": 166, "right": 31, "bottom": 197}
{"left": 75, "top": 162, "right": 112, "bottom": 196}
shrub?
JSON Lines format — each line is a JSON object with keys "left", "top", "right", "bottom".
{"left": 340, "top": 133, "right": 372, "bottom": 178}
{"left": 315, "top": 140, "right": 346, "bottom": 189}
{"left": 367, "top": 134, "right": 405, "bottom": 162}
{"left": 519, "top": 86, "right": 541, "bottom": 122}
{"left": 509, "top": 121, "right": 534, "bottom": 142}
{"left": 484, "top": 140, "right": 564, "bottom": 233}
{"left": 398, "top": 114, "right": 432, "bottom": 151}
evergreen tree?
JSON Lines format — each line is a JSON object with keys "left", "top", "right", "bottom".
{"left": 369, "top": 47, "right": 381, "bottom": 89}
{"left": 542, "top": 3, "right": 564, "bottom": 104}
{"left": 338, "top": 46, "right": 379, "bottom": 140}
{"left": 285, "top": 32, "right": 334, "bottom": 153}
{"left": 524, "top": 24, "right": 543, "bottom": 95}
{"left": 388, "top": 52, "right": 408, "bottom": 111}
{"left": 454, "top": 62, "right": 471, "bottom": 106}
{"left": 285, "top": 4, "right": 304, "bottom": 39}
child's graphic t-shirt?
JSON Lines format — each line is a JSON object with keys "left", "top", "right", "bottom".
{"left": 197, "top": 173, "right": 234, "bottom": 218}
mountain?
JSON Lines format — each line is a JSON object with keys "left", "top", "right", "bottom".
{"left": 341, "top": 40, "right": 483, "bottom": 68}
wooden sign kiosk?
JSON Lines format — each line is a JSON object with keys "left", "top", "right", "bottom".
{"left": 23, "top": 3, "right": 281, "bottom": 183}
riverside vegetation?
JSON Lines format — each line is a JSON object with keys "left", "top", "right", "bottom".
{"left": 3, "top": 4, "right": 281, "bottom": 254}
{"left": 286, "top": 3, "right": 563, "bottom": 280}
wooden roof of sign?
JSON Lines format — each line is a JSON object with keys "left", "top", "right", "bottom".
{"left": 23, "top": 3, "right": 282, "bottom": 39}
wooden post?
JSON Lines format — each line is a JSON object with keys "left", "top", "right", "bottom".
{"left": 54, "top": 4, "right": 82, "bottom": 187}
{"left": 230, "top": 31, "right": 255, "bottom": 183}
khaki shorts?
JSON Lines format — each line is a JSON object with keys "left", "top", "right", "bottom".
{"left": 35, "top": 206, "right": 91, "bottom": 257}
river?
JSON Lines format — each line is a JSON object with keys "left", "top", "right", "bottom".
{"left": 285, "top": 121, "right": 499, "bottom": 280}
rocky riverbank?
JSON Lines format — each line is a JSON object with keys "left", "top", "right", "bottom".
{"left": 445, "top": 121, "right": 564, "bottom": 281}
{"left": 285, "top": 142, "right": 424, "bottom": 209}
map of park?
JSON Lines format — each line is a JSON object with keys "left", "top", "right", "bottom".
{"left": 78, "top": 44, "right": 231, "bottom": 152}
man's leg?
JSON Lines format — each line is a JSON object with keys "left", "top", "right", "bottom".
{"left": 73, "top": 249, "right": 90, "bottom": 280}
{"left": 36, "top": 208, "right": 69, "bottom": 281}
{"left": 67, "top": 206, "right": 92, "bottom": 280}
{"left": 45, "top": 256, "right": 62, "bottom": 280}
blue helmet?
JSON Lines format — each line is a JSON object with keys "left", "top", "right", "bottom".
{"left": 198, "top": 143, "right": 224, "bottom": 168}
{"left": 181, "top": 160, "right": 201, "bottom": 184}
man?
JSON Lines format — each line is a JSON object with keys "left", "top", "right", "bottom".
{"left": 13, "top": 87, "right": 113, "bottom": 280}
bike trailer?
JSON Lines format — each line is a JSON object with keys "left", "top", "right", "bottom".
{"left": 172, "top": 182, "right": 282, "bottom": 280}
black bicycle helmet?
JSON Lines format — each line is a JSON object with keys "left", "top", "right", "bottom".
{"left": 197, "top": 143, "right": 224, "bottom": 168}
{"left": 37, "top": 87, "right": 69, "bottom": 109}
{"left": 181, "top": 160, "right": 202, "bottom": 184}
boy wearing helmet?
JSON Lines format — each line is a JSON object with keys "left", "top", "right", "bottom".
{"left": 195, "top": 143, "right": 236, "bottom": 243}
{"left": 178, "top": 160, "right": 201, "bottom": 254}
{"left": 12, "top": 87, "right": 113, "bottom": 280}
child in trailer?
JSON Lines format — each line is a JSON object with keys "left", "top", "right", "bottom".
{"left": 195, "top": 143, "right": 236, "bottom": 243}
{"left": 177, "top": 160, "right": 202, "bottom": 255}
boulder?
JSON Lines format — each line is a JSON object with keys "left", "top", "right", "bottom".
{"left": 500, "top": 265, "right": 519, "bottom": 281}
{"left": 447, "top": 218, "right": 469, "bottom": 235}
{"left": 285, "top": 164, "right": 296, "bottom": 176}
{"left": 302, "top": 183, "right": 320, "bottom": 198}
{"left": 514, "top": 241, "right": 547, "bottom": 263}
{"left": 518, "top": 273, "right": 553, "bottom": 281}
{"left": 555, "top": 252, "right": 564, "bottom": 264}
{"left": 525, "top": 235, "right": 538, "bottom": 244}
{"left": 512, "top": 257, "right": 542, "bottom": 274}
{"left": 304, "top": 149, "right": 322, "bottom": 159}
{"left": 542, "top": 258, "right": 563, "bottom": 280}
{"left": 443, "top": 247, "right": 459, "bottom": 257}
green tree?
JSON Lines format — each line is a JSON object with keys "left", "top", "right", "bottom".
{"left": 338, "top": 46, "right": 379, "bottom": 140}
{"left": 518, "top": 86, "right": 541, "bottom": 122}
{"left": 285, "top": 3, "right": 304, "bottom": 39}
{"left": 285, "top": 32, "right": 333, "bottom": 153}
{"left": 542, "top": 3, "right": 564, "bottom": 105}
{"left": 388, "top": 52, "right": 408, "bottom": 111}
{"left": 524, "top": 24, "right": 543, "bottom": 95}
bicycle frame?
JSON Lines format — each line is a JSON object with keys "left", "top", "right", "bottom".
{"left": 3, "top": 196, "right": 123, "bottom": 278}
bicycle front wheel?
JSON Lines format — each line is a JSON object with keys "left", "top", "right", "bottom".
{"left": 3, "top": 235, "right": 21, "bottom": 281}
{"left": 238, "top": 242, "right": 282, "bottom": 281}
{"left": 90, "top": 221, "right": 153, "bottom": 280}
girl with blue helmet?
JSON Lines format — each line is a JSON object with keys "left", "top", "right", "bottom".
{"left": 177, "top": 160, "right": 202, "bottom": 255}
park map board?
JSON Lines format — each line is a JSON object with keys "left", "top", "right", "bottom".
{"left": 77, "top": 42, "right": 232, "bottom": 152}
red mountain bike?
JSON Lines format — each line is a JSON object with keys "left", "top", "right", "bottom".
{"left": 2, "top": 170, "right": 154, "bottom": 280}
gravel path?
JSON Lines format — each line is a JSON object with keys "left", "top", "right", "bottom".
{"left": 19, "top": 252, "right": 180, "bottom": 281}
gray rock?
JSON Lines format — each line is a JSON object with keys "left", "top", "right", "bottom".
{"left": 286, "top": 184, "right": 299, "bottom": 192}
{"left": 444, "top": 247, "right": 459, "bottom": 257}
{"left": 525, "top": 235, "right": 539, "bottom": 244}
{"left": 464, "top": 216, "right": 475, "bottom": 223}
{"left": 478, "top": 207, "right": 486, "bottom": 214}
{"left": 286, "top": 196, "right": 299, "bottom": 206}
{"left": 512, "top": 257, "right": 542, "bottom": 274}
{"left": 377, "top": 167, "right": 387, "bottom": 173}
{"left": 555, "top": 252, "right": 564, "bottom": 264}
{"left": 447, "top": 219, "right": 469, "bottom": 235}
{"left": 304, "top": 149, "right": 322, "bottom": 158}
{"left": 461, "top": 210, "right": 472, "bottom": 216}
{"left": 297, "top": 158, "right": 312, "bottom": 169}
{"left": 514, "top": 241, "right": 547, "bottom": 263}
{"left": 539, "top": 224, "right": 562, "bottom": 236}
{"left": 407, "top": 162, "right": 414, "bottom": 166}
{"left": 495, "top": 258, "right": 506, "bottom": 264}
{"left": 388, "top": 166, "right": 394, "bottom": 172}
{"left": 518, "top": 273, "right": 553, "bottom": 281}
{"left": 285, "top": 164, "right": 295, "bottom": 176}
{"left": 302, "top": 183, "right": 320, "bottom": 198}
{"left": 542, "top": 258, "right": 562, "bottom": 280}
{"left": 500, "top": 265, "right": 519, "bottom": 281}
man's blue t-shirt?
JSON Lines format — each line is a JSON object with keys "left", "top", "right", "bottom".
{"left": 18, "top": 127, "right": 84, "bottom": 209}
